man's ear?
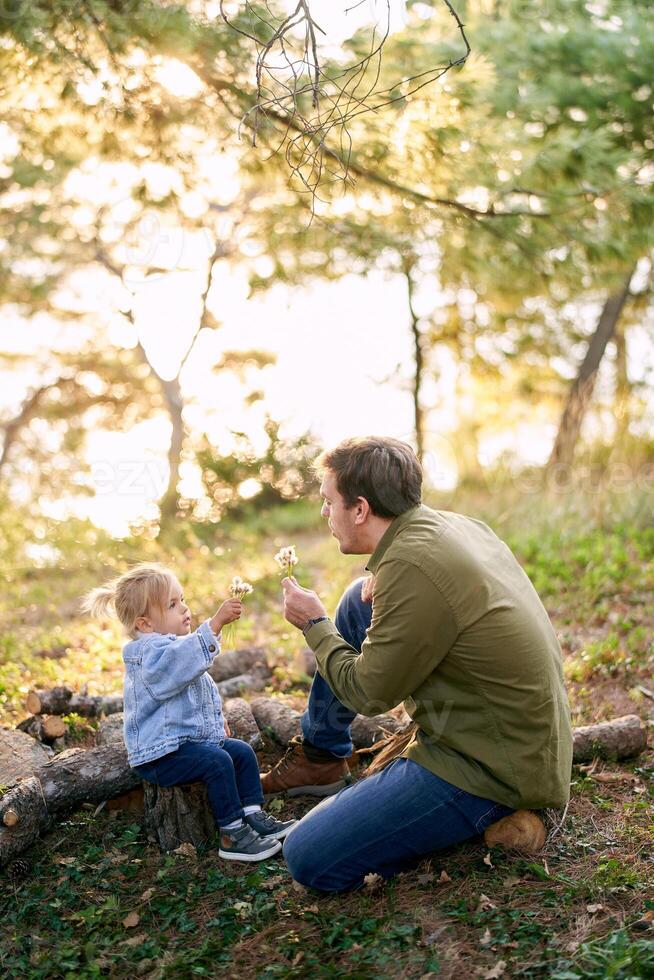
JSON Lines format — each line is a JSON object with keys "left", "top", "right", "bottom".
{"left": 354, "top": 496, "right": 371, "bottom": 525}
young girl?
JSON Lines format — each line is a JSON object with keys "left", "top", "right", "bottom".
{"left": 84, "top": 563, "right": 295, "bottom": 862}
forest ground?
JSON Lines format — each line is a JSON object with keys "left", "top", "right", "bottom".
{"left": 1, "top": 487, "right": 653, "bottom": 978}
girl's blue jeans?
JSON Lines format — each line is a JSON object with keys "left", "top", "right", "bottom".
{"left": 134, "top": 737, "right": 264, "bottom": 828}
{"left": 286, "top": 577, "right": 514, "bottom": 892}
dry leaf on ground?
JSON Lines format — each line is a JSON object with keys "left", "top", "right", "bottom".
{"left": 482, "top": 960, "right": 506, "bottom": 979}
{"left": 590, "top": 772, "right": 638, "bottom": 784}
{"left": 262, "top": 874, "right": 286, "bottom": 891}
{"left": 633, "top": 910, "right": 654, "bottom": 930}
{"left": 122, "top": 911, "right": 140, "bottom": 929}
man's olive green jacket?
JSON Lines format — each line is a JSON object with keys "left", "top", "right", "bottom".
{"left": 306, "top": 505, "right": 573, "bottom": 810}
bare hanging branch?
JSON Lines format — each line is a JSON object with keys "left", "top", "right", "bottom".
{"left": 219, "top": 0, "right": 471, "bottom": 201}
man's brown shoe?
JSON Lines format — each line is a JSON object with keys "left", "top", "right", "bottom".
{"left": 261, "top": 737, "right": 352, "bottom": 797}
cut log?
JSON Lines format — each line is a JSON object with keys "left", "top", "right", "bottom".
{"left": 217, "top": 671, "right": 268, "bottom": 699}
{"left": 0, "top": 728, "right": 52, "bottom": 785}
{"left": 0, "top": 777, "right": 50, "bottom": 866}
{"left": 17, "top": 715, "right": 66, "bottom": 743}
{"left": 572, "top": 714, "right": 648, "bottom": 763}
{"left": 224, "top": 698, "right": 262, "bottom": 749}
{"left": 38, "top": 745, "right": 140, "bottom": 810}
{"left": 249, "top": 696, "right": 406, "bottom": 750}
{"left": 95, "top": 714, "right": 125, "bottom": 746}
{"left": 350, "top": 713, "right": 404, "bottom": 748}
{"left": 26, "top": 687, "right": 123, "bottom": 718}
{"left": 143, "top": 781, "right": 215, "bottom": 852}
{"left": 0, "top": 743, "right": 139, "bottom": 867}
{"left": 208, "top": 647, "right": 270, "bottom": 684}
{"left": 250, "top": 697, "right": 302, "bottom": 746}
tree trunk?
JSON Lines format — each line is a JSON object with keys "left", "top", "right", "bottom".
{"left": 0, "top": 377, "right": 78, "bottom": 476}
{"left": 405, "top": 266, "right": 425, "bottom": 461}
{"left": 158, "top": 374, "right": 185, "bottom": 529}
{"left": 547, "top": 270, "right": 634, "bottom": 472}
{"left": 613, "top": 319, "right": 631, "bottom": 448}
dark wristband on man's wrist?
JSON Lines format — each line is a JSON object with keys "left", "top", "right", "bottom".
{"left": 302, "top": 615, "right": 329, "bottom": 636}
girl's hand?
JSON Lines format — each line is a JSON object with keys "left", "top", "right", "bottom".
{"left": 211, "top": 598, "right": 242, "bottom": 634}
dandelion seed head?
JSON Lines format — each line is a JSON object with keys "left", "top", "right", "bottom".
{"left": 229, "top": 576, "right": 254, "bottom": 599}
{"left": 274, "top": 545, "right": 298, "bottom": 573}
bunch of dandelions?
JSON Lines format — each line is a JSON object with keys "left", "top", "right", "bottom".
{"left": 274, "top": 545, "right": 298, "bottom": 580}
{"left": 222, "top": 576, "right": 254, "bottom": 649}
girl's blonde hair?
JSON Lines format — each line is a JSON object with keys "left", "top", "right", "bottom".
{"left": 83, "top": 563, "right": 177, "bottom": 638}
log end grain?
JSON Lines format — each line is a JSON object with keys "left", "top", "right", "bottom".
{"left": 42, "top": 716, "right": 67, "bottom": 740}
{"left": 25, "top": 692, "right": 42, "bottom": 715}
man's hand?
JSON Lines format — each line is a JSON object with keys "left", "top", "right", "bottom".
{"left": 282, "top": 577, "right": 327, "bottom": 630}
{"left": 224, "top": 718, "right": 232, "bottom": 738}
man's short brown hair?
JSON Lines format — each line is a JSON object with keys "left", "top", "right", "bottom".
{"left": 316, "top": 437, "right": 422, "bottom": 518}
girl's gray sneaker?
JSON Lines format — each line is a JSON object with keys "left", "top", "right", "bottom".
{"left": 245, "top": 809, "right": 298, "bottom": 841}
{"left": 218, "top": 822, "right": 282, "bottom": 862}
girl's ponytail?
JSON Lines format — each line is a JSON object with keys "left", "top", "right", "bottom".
{"left": 82, "top": 584, "right": 116, "bottom": 621}
{"left": 82, "top": 563, "right": 174, "bottom": 638}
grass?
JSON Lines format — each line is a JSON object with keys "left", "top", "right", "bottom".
{"left": 1, "top": 489, "right": 653, "bottom": 977}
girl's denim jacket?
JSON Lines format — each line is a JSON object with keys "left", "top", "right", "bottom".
{"left": 122, "top": 620, "right": 225, "bottom": 767}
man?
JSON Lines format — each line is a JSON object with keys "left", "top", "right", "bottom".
{"left": 263, "top": 437, "right": 572, "bottom": 892}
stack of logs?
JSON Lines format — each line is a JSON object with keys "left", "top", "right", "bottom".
{"left": 0, "top": 644, "right": 649, "bottom": 865}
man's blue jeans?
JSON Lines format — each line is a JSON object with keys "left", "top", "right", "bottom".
{"left": 135, "top": 738, "right": 264, "bottom": 828}
{"left": 287, "top": 577, "right": 514, "bottom": 892}
{"left": 300, "top": 576, "right": 369, "bottom": 757}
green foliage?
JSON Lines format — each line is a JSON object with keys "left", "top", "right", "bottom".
{"left": 0, "top": 485, "right": 653, "bottom": 977}
{"left": 551, "top": 929, "right": 654, "bottom": 979}
{"left": 196, "top": 419, "right": 321, "bottom": 521}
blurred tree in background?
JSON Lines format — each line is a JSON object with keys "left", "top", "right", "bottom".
{"left": 196, "top": 417, "right": 321, "bottom": 520}
{"left": 1, "top": 0, "right": 653, "bottom": 533}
